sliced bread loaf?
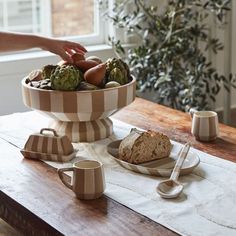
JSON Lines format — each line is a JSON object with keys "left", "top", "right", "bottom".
{"left": 118, "top": 128, "right": 171, "bottom": 164}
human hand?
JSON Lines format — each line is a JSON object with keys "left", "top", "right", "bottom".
{"left": 41, "top": 38, "right": 87, "bottom": 63}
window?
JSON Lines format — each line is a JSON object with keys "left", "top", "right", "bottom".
{"left": 0, "top": 0, "right": 104, "bottom": 45}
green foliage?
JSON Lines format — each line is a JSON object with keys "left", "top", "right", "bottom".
{"left": 102, "top": 0, "right": 236, "bottom": 111}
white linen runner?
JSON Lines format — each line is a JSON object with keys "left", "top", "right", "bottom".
{"left": 0, "top": 111, "right": 236, "bottom": 236}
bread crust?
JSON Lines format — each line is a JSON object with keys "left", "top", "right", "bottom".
{"left": 118, "top": 128, "right": 171, "bottom": 164}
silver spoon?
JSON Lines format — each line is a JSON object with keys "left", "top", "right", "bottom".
{"left": 156, "top": 142, "right": 191, "bottom": 199}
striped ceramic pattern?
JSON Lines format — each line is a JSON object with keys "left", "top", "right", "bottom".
{"left": 22, "top": 77, "right": 136, "bottom": 122}
{"left": 73, "top": 164, "right": 105, "bottom": 200}
{"left": 191, "top": 112, "right": 219, "bottom": 141}
{"left": 117, "top": 160, "right": 171, "bottom": 176}
{"left": 21, "top": 128, "right": 75, "bottom": 162}
{"left": 109, "top": 151, "right": 199, "bottom": 177}
{"left": 50, "top": 117, "right": 113, "bottom": 142}
{"left": 24, "top": 133, "right": 72, "bottom": 154}
{"left": 20, "top": 149, "right": 76, "bottom": 162}
{"left": 156, "top": 143, "right": 191, "bottom": 198}
{"left": 170, "top": 143, "right": 191, "bottom": 180}
{"left": 107, "top": 140, "right": 200, "bottom": 177}
{"left": 58, "top": 160, "right": 105, "bottom": 200}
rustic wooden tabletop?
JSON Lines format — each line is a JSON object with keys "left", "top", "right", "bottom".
{"left": 0, "top": 97, "right": 235, "bottom": 236}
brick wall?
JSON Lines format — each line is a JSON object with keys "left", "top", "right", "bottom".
{"left": 51, "top": 0, "right": 94, "bottom": 37}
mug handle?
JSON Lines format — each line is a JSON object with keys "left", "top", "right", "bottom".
{"left": 58, "top": 167, "right": 73, "bottom": 190}
{"left": 189, "top": 108, "right": 198, "bottom": 118}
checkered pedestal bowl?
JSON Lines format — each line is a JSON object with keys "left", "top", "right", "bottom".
{"left": 21, "top": 77, "right": 136, "bottom": 142}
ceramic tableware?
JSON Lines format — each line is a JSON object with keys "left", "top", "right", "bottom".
{"left": 58, "top": 160, "right": 105, "bottom": 200}
{"left": 107, "top": 140, "right": 199, "bottom": 177}
{"left": 190, "top": 109, "right": 219, "bottom": 141}
{"left": 156, "top": 143, "right": 191, "bottom": 198}
{"left": 22, "top": 76, "right": 136, "bottom": 142}
{"left": 21, "top": 128, "right": 76, "bottom": 162}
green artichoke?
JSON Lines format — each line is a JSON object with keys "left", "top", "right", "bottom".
{"left": 50, "top": 65, "right": 82, "bottom": 91}
{"left": 41, "top": 65, "right": 58, "bottom": 80}
{"left": 109, "top": 68, "right": 124, "bottom": 85}
{"left": 105, "top": 58, "right": 130, "bottom": 85}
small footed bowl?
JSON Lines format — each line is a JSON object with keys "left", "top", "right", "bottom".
{"left": 21, "top": 77, "right": 136, "bottom": 142}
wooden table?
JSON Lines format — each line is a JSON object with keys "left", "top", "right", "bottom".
{"left": 0, "top": 97, "right": 236, "bottom": 236}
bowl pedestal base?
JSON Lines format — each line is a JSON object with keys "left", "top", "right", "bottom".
{"left": 49, "top": 118, "right": 113, "bottom": 142}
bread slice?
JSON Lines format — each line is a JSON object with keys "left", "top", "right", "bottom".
{"left": 118, "top": 128, "right": 171, "bottom": 164}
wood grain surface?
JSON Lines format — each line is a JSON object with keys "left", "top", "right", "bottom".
{"left": 0, "top": 138, "right": 176, "bottom": 236}
{"left": 113, "top": 98, "right": 236, "bottom": 162}
{"left": 1, "top": 97, "right": 236, "bottom": 235}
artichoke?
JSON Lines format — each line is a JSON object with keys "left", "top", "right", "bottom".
{"left": 108, "top": 68, "right": 124, "bottom": 85}
{"left": 41, "top": 65, "right": 58, "bottom": 80}
{"left": 105, "top": 58, "right": 130, "bottom": 85}
{"left": 50, "top": 65, "right": 82, "bottom": 91}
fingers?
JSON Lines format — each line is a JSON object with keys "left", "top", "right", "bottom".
{"left": 63, "top": 47, "right": 75, "bottom": 56}
{"left": 72, "top": 48, "right": 87, "bottom": 55}
{"left": 63, "top": 41, "right": 87, "bottom": 54}
{"left": 50, "top": 39, "right": 87, "bottom": 63}
{"left": 61, "top": 52, "right": 74, "bottom": 63}
{"left": 73, "top": 43, "right": 87, "bottom": 53}
{"left": 61, "top": 42, "right": 87, "bottom": 63}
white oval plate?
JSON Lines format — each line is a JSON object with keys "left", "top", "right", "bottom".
{"left": 107, "top": 140, "right": 200, "bottom": 177}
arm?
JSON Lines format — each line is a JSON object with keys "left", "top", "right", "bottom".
{"left": 0, "top": 32, "right": 87, "bottom": 63}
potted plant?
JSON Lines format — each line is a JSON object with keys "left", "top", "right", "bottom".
{"left": 101, "top": 0, "right": 236, "bottom": 111}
